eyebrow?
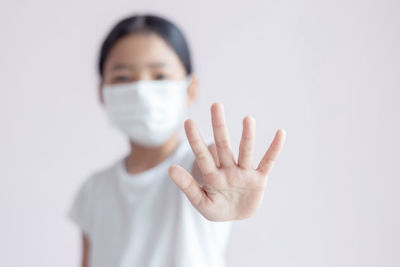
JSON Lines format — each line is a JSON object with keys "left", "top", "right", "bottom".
{"left": 111, "top": 62, "right": 168, "bottom": 71}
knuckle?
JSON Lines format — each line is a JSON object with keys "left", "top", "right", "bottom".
{"left": 216, "top": 138, "right": 230, "bottom": 150}
{"left": 194, "top": 148, "right": 207, "bottom": 160}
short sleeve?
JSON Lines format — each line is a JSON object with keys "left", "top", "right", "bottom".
{"left": 67, "top": 177, "right": 94, "bottom": 237}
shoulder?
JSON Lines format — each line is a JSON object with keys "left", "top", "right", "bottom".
{"left": 85, "top": 159, "right": 121, "bottom": 192}
{"left": 73, "top": 158, "right": 121, "bottom": 201}
{"left": 68, "top": 158, "right": 122, "bottom": 234}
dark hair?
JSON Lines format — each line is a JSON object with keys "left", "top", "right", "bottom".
{"left": 98, "top": 14, "right": 192, "bottom": 78}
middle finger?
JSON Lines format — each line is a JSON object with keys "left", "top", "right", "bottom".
{"left": 211, "top": 102, "right": 236, "bottom": 167}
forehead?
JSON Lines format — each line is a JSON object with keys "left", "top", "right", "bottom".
{"left": 104, "top": 32, "right": 184, "bottom": 71}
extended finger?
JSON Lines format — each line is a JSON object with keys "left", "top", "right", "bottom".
{"left": 211, "top": 102, "right": 236, "bottom": 167}
{"left": 185, "top": 119, "right": 218, "bottom": 175}
{"left": 168, "top": 164, "right": 205, "bottom": 209}
{"left": 207, "top": 143, "right": 220, "bottom": 167}
{"left": 238, "top": 116, "right": 256, "bottom": 169}
{"left": 256, "top": 129, "right": 286, "bottom": 176}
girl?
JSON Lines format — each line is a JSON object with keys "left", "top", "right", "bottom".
{"left": 68, "top": 14, "right": 286, "bottom": 267}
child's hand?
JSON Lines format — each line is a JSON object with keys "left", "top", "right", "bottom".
{"left": 168, "top": 102, "right": 286, "bottom": 221}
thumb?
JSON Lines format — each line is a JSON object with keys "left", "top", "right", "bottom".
{"left": 168, "top": 164, "right": 205, "bottom": 209}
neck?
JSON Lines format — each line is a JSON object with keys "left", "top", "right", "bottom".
{"left": 124, "top": 133, "right": 181, "bottom": 175}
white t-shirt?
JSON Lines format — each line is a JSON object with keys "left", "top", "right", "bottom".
{"left": 68, "top": 138, "right": 233, "bottom": 267}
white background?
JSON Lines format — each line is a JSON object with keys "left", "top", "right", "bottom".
{"left": 1, "top": 0, "right": 399, "bottom": 266}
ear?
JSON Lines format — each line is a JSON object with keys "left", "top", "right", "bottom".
{"left": 98, "top": 80, "right": 105, "bottom": 105}
{"left": 187, "top": 74, "right": 198, "bottom": 108}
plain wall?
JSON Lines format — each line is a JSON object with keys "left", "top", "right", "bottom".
{"left": 0, "top": 0, "right": 399, "bottom": 266}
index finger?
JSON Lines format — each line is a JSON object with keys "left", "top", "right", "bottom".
{"left": 184, "top": 119, "right": 218, "bottom": 176}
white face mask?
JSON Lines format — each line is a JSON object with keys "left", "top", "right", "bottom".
{"left": 102, "top": 77, "right": 191, "bottom": 147}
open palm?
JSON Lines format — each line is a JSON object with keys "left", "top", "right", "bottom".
{"left": 168, "top": 102, "right": 286, "bottom": 221}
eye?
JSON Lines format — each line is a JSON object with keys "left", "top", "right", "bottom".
{"left": 113, "top": 76, "right": 131, "bottom": 83}
{"left": 154, "top": 73, "right": 167, "bottom": 80}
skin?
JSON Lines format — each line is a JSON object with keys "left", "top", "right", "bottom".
{"left": 99, "top": 31, "right": 199, "bottom": 176}
{"left": 80, "top": 31, "right": 286, "bottom": 266}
